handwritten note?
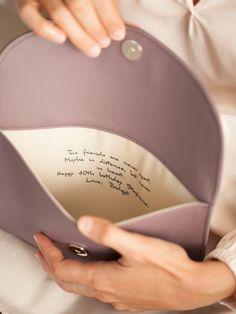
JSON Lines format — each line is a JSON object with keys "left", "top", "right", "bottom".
{"left": 57, "top": 148, "right": 151, "bottom": 208}
{"left": 4, "top": 127, "right": 197, "bottom": 222}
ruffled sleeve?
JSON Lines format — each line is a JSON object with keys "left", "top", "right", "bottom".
{"left": 205, "top": 230, "right": 236, "bottom": 311}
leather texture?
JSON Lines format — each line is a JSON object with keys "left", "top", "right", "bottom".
{"left": 0, "top": 27, "right": 223, "bottom": 261}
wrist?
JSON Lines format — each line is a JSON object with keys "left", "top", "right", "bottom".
{"left": 195, "top": 260, "right": 236, "bottom": 303}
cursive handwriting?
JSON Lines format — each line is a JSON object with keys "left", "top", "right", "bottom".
{"left": 86, "top": 178, "right": 103, "bottom": 185}
{"left": 138, "top": 180, "right": 150, "bottom": 192}
{"left": 110, "top": 155, "right": 119, "bottom": 161}
{"left": 107, "top": 167, "right": 123, "bottom": 178}
{"left": 139, "top": 173, "right": 151, "bottom": 184}
{"left": 58, "top": 148, "right": 153, "bottom": 208}
{"left": 99, "top": 158, "right": 126, "bottom": 172}
{"left": 57, "top": 171, "right": 74, "bottom": 178}
{"left": 123, "top": 161, "right": 137, "bottom": 172}
{"left": 67, "top": 149, "right": 78, "bottom": 155}
{"left": 99, "top": 172, "right": 122, "bottom": 185}
{"left": 83, "top": 148, "right": 105, "bottom": 158}
{"left": 65, "top": 156, "right": 84, "bottom": 163}
{"left": 109, "top": 181, "right": 129, "bottom": 196}
{"left": 78, "top": 170, "right": 95, "bottom": 176}
{"left": 130, "top": 170, "right": 137, "bottom": 178}
{"left": 126, "top": 183, "right": 149, "bottom": 207}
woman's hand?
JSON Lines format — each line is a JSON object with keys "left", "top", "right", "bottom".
{"left": 34, "top": 216, "right": 236, "bottom": 312}
{"left": 17, "top": 0, "right": 125, "bottom": 57}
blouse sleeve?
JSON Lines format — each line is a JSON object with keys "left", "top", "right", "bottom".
{"left": 205, "top": 229, "right": 236, "bottom": 311}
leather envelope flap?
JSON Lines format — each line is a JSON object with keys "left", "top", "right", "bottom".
{"left": 0, "top": 28, "right": 223, "bottom": 202}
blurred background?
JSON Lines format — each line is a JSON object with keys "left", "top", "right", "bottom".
{"left": 0, "top": 4, "right": 28, "bottom": 51}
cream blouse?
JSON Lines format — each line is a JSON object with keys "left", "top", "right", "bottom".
{"left": 0, "top": 1, "right": 235, "bottom": 313}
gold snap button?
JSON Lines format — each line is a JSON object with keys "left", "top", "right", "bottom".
{"left": 121, "top": 40, "right": 143, "bottom": 61}
{"left": 68, "top": 244, "right": 89, "bottom": 257}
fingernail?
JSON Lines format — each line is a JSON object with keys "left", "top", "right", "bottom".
{"left": 78, "top": 217, "right": 94, "bottom": 235}
{"left": 111, "top": 29, "right": 126, "bottom": 41}
{"left": 53, "top": 33, "right": 66, "bottom": 44}
{"left": 99, "top": 37, "right": 111, "bottom": 48}
{"left": 86, "top": 46, "right": 101, "bottom": 58}
{"left": 33, "top": 234, "right": 39, "bottom": 245}
{"left": 48, "top": 29, "right": 66, "bottom": 44}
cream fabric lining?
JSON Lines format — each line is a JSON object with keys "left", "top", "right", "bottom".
{"left": 3, "top": 127, "right": 196, "bottom": 223}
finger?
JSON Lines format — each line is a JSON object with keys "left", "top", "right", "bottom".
{"left": 35, "top": 250, "right": 96, "bottom": 297}
{"left": 18, "top": 0, "right": 66, "bottom": 44}
{"left": 51, "top": 257, "right": 120, "bottom": 291}
{"left": 34, "top": 233, "right": 113, "bottom": 287}
{"left": 34, "top": 233, "right": 64, "bottom": 267}
{"left": 34, "top": 250, "right": 52, "bottom": 273}
{"left": 34, "top": 232, "right": 120, "bottom": 288}
{"left": 64, "top": 0, "right": 111, "bottom": 48}
{"left": 40, "top": 0, "right": 101, "bottom": 57}
{"left": 35, "top": 249, "right": 96, "bottom": 298}
{"left": 34, "top": 250, "right": 59, "bottom": 281}
{"left": 125, "top": 22, "right": 140, "bottom": 28}
{"left": 77, "top": 216, "right": 149, "bottom": 258}
{"left": 112, "top": 303, "right": 128, "bottom": 311}
{"left": 56, "top": 280, "right": 96, "bottom": 297}
{"left": 94, "top": 0, "right": 126, "bottom": 41}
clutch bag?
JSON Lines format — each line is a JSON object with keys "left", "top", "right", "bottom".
{"left": 0, "top": 27, "right": 223, "bottom": 261}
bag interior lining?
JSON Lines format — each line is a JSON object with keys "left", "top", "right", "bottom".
{"left": 3, "top": 127, "right": 197, "bottom": 223}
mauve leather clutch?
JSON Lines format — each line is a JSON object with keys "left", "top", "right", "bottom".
{"left": 0, "top": 27, "right": 223, "bottom": 262}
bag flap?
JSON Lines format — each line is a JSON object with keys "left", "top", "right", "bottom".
{"left": 0, "top": 28, "right": 223, "bottom": 203}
